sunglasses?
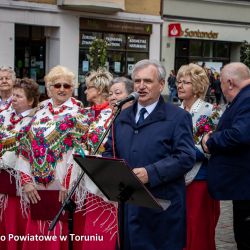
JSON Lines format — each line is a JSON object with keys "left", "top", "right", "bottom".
{"left": 51, "top": 83, "right": 72, "bottom": 89}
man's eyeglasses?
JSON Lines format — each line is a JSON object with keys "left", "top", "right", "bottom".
{"left": 176, "top": 80, "right": 192, "bottom": 86}
{"left": 51, "top": 83, "right": 72, "bottom": 89}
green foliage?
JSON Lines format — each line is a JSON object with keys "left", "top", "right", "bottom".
{"left": 88, "top": 38, "right": 108, "bottom": 70}
{"left": 240, "top": 41, "right": 250, "bottom": 68}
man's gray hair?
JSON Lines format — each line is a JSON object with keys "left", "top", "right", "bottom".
{"left": 110, "top": 77, "right": 133, "bottom": 95}
{"left": 131, "top": 59, "right": 166, "bottom": 81}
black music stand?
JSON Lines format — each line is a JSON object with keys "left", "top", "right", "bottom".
{"left": 73, "top": 155, "right": 171, "bottom": 250}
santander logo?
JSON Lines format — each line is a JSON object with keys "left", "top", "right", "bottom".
{"left": 168, "top": 23, "right": 181, "bottom": 37}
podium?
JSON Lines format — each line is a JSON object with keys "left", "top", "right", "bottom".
{"left": 73, "top": 155, "right": 170, "bottom": 250}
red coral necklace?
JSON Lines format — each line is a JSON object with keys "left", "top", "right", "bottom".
{"left": 48, "top": 102, "right": 67, "bottom": 115}
{"left": 10, "top": 112, "right": 23, "bottom": 125}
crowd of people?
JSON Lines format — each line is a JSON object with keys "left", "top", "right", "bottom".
{"left": 0, "top": 60, "right": 250, "bottom": 250}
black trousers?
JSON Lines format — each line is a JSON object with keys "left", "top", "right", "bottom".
{"left": 233, "top": 200, "right": 250, "bottom": 250}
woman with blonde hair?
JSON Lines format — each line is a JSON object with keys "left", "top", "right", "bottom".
{"left": 177, "top": 63, "right": 222, "bottom": 250}
{"left": 73, "top": 68, "right": 117, "bottom": 250}
{"left": 16, "top": 65, "right": 89, "bottom": 250}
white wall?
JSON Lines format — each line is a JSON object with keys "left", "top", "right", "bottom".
{"left": 149, "top": 23, "right": 161, "bottom": 60}
{"left": 163, "top": 0, "right": 250, "bottom": 23}
{"left": 0, "top": 22, "right": 15, "bottom": 68}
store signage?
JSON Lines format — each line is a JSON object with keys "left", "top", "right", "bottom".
{"left": 182, "top": 28, "right": 218, "bottom": 39}
{"left": 81, "top": 18, "right": 152, "bottom": 35}
{"left": 127, "top": 35, "right": 149, "bottom": 51}
{"left": 81, "top": 32, "right": 102, "bottom": 47}
{"left": 168, "top": 23, "right": 219, "bottom": 39}
{"left": 104, "top": 33, "right": 125, "bottom": 49}
{"left": 168, "top": 23, "right": 182, "bottom": 37}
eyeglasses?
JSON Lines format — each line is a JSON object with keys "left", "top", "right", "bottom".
{"left": 176, "top": 80, "right": 192, "bottom": 86}
{"left": 51, "top": 83, "right": 72, "bottom": 89}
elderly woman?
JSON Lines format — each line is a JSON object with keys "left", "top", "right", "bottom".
{"left": 84, "top": 68, "right": 113, "bottom": 153}
{"left": 74, "top": 68, "right": 117, "bottom": 250}
{"left": 16, "top": 66, "right": 88, "bottom": 250}
{"left": 0, "top": 66, "right": 16, "bottom": 112}
{"left": 176, "top": 63, "right": 222, "bottom": 250}
{"left": 108, "top": 76, "right": 134, "bottom": 109}
{"left": 0, "top": 78, "right": 40, "bottom": 250}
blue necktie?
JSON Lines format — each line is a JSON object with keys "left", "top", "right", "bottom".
{"left": 137, "top": 108, "right": 147, "bottom": 126}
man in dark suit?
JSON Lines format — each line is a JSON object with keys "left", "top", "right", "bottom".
{"left": 104, "top": 59, "right": 196, "bottom": 250}
{"left": 202, "top": 62, "right": 250, "bottom": 250}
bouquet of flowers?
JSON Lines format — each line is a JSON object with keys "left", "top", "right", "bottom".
{"left": 193, "top": 107, "right": 221, "bottom": 144}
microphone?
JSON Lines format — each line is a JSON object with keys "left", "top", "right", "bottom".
{"left": 115, "top": 92, "right": 139, "bottom": 107}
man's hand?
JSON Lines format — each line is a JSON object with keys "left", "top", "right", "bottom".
{"left": 133, "top": 167, "right": 149, "bottom": 184}
{"left": 202, "top": 131, "right": 212, "bottom": 153}
{"left": 24, "top": 183, "right": 41, "bottom": 204}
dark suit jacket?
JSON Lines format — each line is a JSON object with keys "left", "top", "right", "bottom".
{"left": 104, "top": 96, "right": 196, "bottom": 250}
{"left": 207, "top": 84, "right": 250, "bottom": 200}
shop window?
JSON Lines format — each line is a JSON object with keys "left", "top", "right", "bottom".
{"left": 175, "top": 58, "right": 189, "bottom": 72}
{"left": 15, "top": 25, "right": 46, "bottom": 86}
{"left": 189, "top": 40, "right": 202, "bottom": 57}
{"left": 213, "top": 42, "right": 230, "bottom": 58}
{"left": 203, "top": 41, "right": 213, "bottom": 57}
{"left": 78, "top": 31, "right": 149, "bottom": 79}
{"left": 175, "top": 39, "right": 189, "bottom": 57}
{"left": 107, "top": 51, "right": 126, "bottom": 76}
{"left": 126, "top": 52, "right": 148, "bottom": 76}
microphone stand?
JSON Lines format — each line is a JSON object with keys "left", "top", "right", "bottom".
{"left": 48, "top": 104, "right": 123, "bottom": 250}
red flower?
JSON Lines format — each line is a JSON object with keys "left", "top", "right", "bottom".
{"left": 37, "top": 158, "right": 43, "bottom": 165}
{"left": 34, "top": 150, "right": 40, "bottom": 157}
{"left": 39, "top": 146, "right": 46, "bottom": 156}
{"left": 31, "top": 140, "right": 39, "bottom": 150}
{"left": 204, "top": 124, "right": 211, "bottom": 132}
{"left": 46, "top": 154, "right": 54, "bottom": 163}
{"left": 59, "top": 123, "right": 68, "bottom": 131}
{"left": 64, "top": 137, "right": 73, "bottom": 147}
{"left": 66, "top": 120, "right": 74, "bottom": 128}
{"left": 90, "top": 133, "right": 99, "bottom": 144}
{"left": 36, "top": 130, "right": 43, "bottom": 137}
{"left": 81, "top": 133, "right": 88, "bottom": 142}
{"left": 29, "top": 155, "right": 34, "bottom": 164}
{"left": 40, "top": 117, "right": 50, "bottom": 123}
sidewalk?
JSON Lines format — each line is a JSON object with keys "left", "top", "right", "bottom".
{"left": 216, "top": 201, "right": 237, "bottom": 250}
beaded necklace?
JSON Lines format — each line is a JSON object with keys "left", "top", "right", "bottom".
{"left": 10, "top": 112, "right": 23, "bottom": 125}
{"left": 48, "top": 102, "right": 67, "bottom": 115}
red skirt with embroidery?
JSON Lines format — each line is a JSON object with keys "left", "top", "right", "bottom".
{"left": 183, "top": 180, "right": 220, "bottom": 250}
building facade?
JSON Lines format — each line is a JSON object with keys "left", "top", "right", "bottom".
{"left": 0, "top": 0, "right": 162, "bottom": 93}
{"left": 162, "top": 0, "right": 250, "bottom": 77}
